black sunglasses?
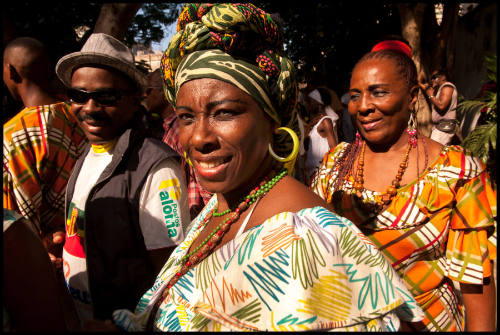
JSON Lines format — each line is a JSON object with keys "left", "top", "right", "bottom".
{"left": 67, "top": 88, "right": 126, "bottom": 106}
{"left": 430, "top": 74, "right": 440, "bottom": 80}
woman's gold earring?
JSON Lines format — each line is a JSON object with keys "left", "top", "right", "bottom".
{"left": 268, "top": 127, "right": 300, "bottom": 174}
{"left": 184, "top": 151, "right": 193, "bottom": 167}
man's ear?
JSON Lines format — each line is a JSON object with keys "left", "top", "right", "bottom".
{"left": 8, "top": 64, "right": 22, "bottom": 84}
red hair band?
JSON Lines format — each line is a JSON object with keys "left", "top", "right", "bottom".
{"left": 371, "top": 40, "right": 412, "bottom": 58}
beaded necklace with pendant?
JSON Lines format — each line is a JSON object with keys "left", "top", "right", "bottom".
{"left": 352, "top": 140, "right": 412, "bottom": 210}
{"left": 146, "top": 167, "right": 287, "bottom": 330}
{"left": 148, "top": 167, "right": 286, "bottom": 319}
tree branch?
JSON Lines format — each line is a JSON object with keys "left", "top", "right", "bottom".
{"left": 94, "top": 3, "right": 143, "bottom": 40}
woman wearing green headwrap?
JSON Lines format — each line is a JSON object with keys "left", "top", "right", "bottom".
{"left": 108, "top": 3, "right": 423, "bottom": 331}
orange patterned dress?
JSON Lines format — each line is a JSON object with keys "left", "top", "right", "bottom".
{"left": 311, "top": 143, "right": 497, "bottom": 331}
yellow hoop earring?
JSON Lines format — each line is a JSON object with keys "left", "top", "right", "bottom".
{"left": 183, "top": 151, "right": 193, "bottom": 167}
{"left": 268, "top": 127, "right": 300, "bottom": 174}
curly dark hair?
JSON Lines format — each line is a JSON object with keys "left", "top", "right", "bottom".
{"left": 432, "top": 68, "right": 449, "bottom": 80}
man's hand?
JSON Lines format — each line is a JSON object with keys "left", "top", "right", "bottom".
{"left": 425, "top": 87, "right": 435, "bottom": 98}
{"left": 41, "top": 229, "right": 65, "bottom": 270}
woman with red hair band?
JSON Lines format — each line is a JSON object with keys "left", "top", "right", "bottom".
{"left": 311, "top": 42, "right": 496, "bottom": 331}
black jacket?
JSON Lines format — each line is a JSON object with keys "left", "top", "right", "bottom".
{"left": 65, "top": 125, "right": 179, "bottom": 320}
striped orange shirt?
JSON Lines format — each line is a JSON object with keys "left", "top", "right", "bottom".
{"left": 311, "top": 143, "right": 497, "bottom": 331}
{"left": 3, "top": 102, "right": 87, "bottom": 233}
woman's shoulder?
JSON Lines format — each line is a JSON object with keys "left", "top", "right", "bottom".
{"left": 316, "top": 141, "right": 351, "bottom": 168}
{"left": 323, "top": 141, "right": 350, "bottom": 160}
{"left": 441, "top": 81, "right": 457, "bottom": 90}
{"left": 435, "top": 144, "right": 484, "bottom": 168}
{"left": 427, "top": 143, "right": 487, "bottom": 179}
{"left": 260, "top": 205, "right": 351, "bottom": 232}
{"left": 252, "top": 176, "right": 333, "bottom": 225}
{"left": 333, "top": 141, "right": 351, "bottom": 152}
{"left": 273, "top": 176, "right": 331, "bottom": 210}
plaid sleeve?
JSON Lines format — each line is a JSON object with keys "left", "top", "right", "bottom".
{"left": 3, "top": 152, "right": 19, "bottom": 215}
{"left": 3, "top": 103, "right": 86, "bottom": 233}
{"left": 162, "top": 115, "right": 182, "bottom": 155}
{"left": 310, "top": 142, "right": 348, "bottom": 203}
{"left": 445, "top": 150, "right": 497, "bottom": 284}
{"left": 186, "top": 165, "right": 212, "bottom": 218}
{"left": 3, "top": 107, "right": 48, "bottom": 232}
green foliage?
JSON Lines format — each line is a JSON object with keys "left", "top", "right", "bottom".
{"left": 3, "top": 2, "right": 102, "bottom": 63}
{"left": 253, "top": 2, "right": 401, "bottom": 91}
{"left": 485, "top": 54, "right": 497, "bottom": 83}
{"left": 462, "top": 123, "right": 496, "bottom": 161}
{"left": 4, "top": 3, "right": 182, "bottom": 64}
{"left": 125, "top": 3, "right": 183, "bottom": 47}
{"left": 5, "top": 2, "right": 401, "bottom": 92}
{"left": 460, "top": 55, "right": 497, "bottom": 175}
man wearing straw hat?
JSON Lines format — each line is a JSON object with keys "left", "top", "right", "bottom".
{"left": 55, "top": 33, "right": 189, "bottom": 325}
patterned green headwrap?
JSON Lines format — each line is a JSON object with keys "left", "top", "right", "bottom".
{"left": 161, "top": 3, "right": 299, "bottom": 157}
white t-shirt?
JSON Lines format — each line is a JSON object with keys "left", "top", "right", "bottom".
{"left": 305, "top": 114, "right": 339, "bottom": 178}
{"left": 431, "top": 81, "right": 458, "bottom": 123}
{"left": 62, "top": 140, "right": 189, "bottom": 324}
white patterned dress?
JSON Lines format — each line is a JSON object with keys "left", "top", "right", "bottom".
{"left": 113, "top": 196, "right": 424, "bottom": 331}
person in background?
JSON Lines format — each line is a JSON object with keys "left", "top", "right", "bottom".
{"left": 142, "top": 68, "right": 172, "bottom": 140}
{"left": 303, "top": 87, "right": 339, "bottom": 184}
{"left": 3, "top": 37, "right": 87, "bottom": 268}
{"left": 3, "top": 209, "right": 78, "bottom": 331}
{"left": 54, "top": 33, "right": 190, "bottom": 326}
{"left": 418, "top": 68, "right": 459, "bottom": 145}
{"left": 339, "top": 85, "right": 356, "bottom": 143}
{"left": 311, "top": 43, "right": 496, "bottom": 331}
{"left": 292, "top": 91, "right": 308, "bottom": 183}
{"left": 106, "top": 3, "right": 423, "bottom": 331}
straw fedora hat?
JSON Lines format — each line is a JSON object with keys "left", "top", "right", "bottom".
{"left": 56, "top": 33, "right": 147, "bottom": 89}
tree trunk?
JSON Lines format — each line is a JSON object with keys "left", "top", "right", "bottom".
{"left": 398, "top": 3, "right": 427, "bottom": 73}
{"left": 440, "top": 3, "right": 459, "bottom": 77}
{"left": 398, "top": 3, "right": 432, "bottom": 136}
{"left": 93, "top": 3, "right": 143, "bottom": 41}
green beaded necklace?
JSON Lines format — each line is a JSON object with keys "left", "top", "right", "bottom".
{"left": 212, "top": 208, "right": 230, "bottom": 217}
{"left": 212, "top": 168, "right": 285, "bottom": 217}
{"left": 175, "top": 168, "right": 287, "bottom": 269}
{"left": 146, "top": 167, "right": 287, "bottom": 331}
